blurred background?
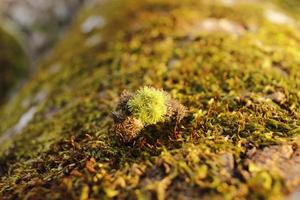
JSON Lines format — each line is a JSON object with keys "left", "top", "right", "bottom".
{"left": 0, "top": 0, "right": 99, "bottom": 104}
{"left": 0, "top": 0, "right": 299, "bottom": 104}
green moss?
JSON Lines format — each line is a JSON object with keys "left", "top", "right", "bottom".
{"left": 0, "top": 0, "right": 299, "bottom": 199}
{"left": 128, "top": 87, "right": 168, "bottom": 125}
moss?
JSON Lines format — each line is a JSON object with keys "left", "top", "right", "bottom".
{"left": 0, "top": 0, "right": 300, "bottom": 199}
{"left": 128, "top": 87, "right": 168, "bottom": 125}
{"left": 113, "top": 88, "right": 186, "bottom": 142}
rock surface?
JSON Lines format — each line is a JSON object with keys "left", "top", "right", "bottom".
{"left": 0, "top": 0, "right": 300, "bottom": 199}
{"left": 246, "top": 145, "right": 300, "bottom": 190}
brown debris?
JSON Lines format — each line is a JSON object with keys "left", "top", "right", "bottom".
{"left": 114, "top": 116, "right": 144, "bottom": 143}
{"left": 166, "top": 99, "right": 187, "bottom": 123}
{"left": 70, "top": 169, "right": 84, "bottom": 177}
{"left": 86, "top": 158, "right": 97, "bottom": 173}
{"left": 116, "top": 90, "right": 133, "bottom": 114}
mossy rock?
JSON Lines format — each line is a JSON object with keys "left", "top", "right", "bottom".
{"left": 0, "top": 25, "right": 28, "bottom": 104}
{"left": 0, "top": 0, "right": 300, "bottom": 199}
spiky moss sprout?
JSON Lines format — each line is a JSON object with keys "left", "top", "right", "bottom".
{"left": 128, "top": 87, "right": 168, "bottom": 125}
{"left": 112, "top": 87, "right": 186, "bottom": 143}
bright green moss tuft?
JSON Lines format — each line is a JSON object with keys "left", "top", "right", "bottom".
{"left": 127, "top": 87, "right": 168, "bottom": 125}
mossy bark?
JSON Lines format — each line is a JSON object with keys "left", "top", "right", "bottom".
{"left": 0, "top": 0, "right": 300, "bottom": 199}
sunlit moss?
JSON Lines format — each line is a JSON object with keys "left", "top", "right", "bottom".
{"left": 128, "top": 86, "right": 168, "bottom": 125}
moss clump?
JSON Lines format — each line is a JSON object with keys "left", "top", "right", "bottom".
{"left": 128, "top": 86, "right": 168, "bottom": 125}
{"left": 113, "top": 88, "right": 186, "bottom": 142}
